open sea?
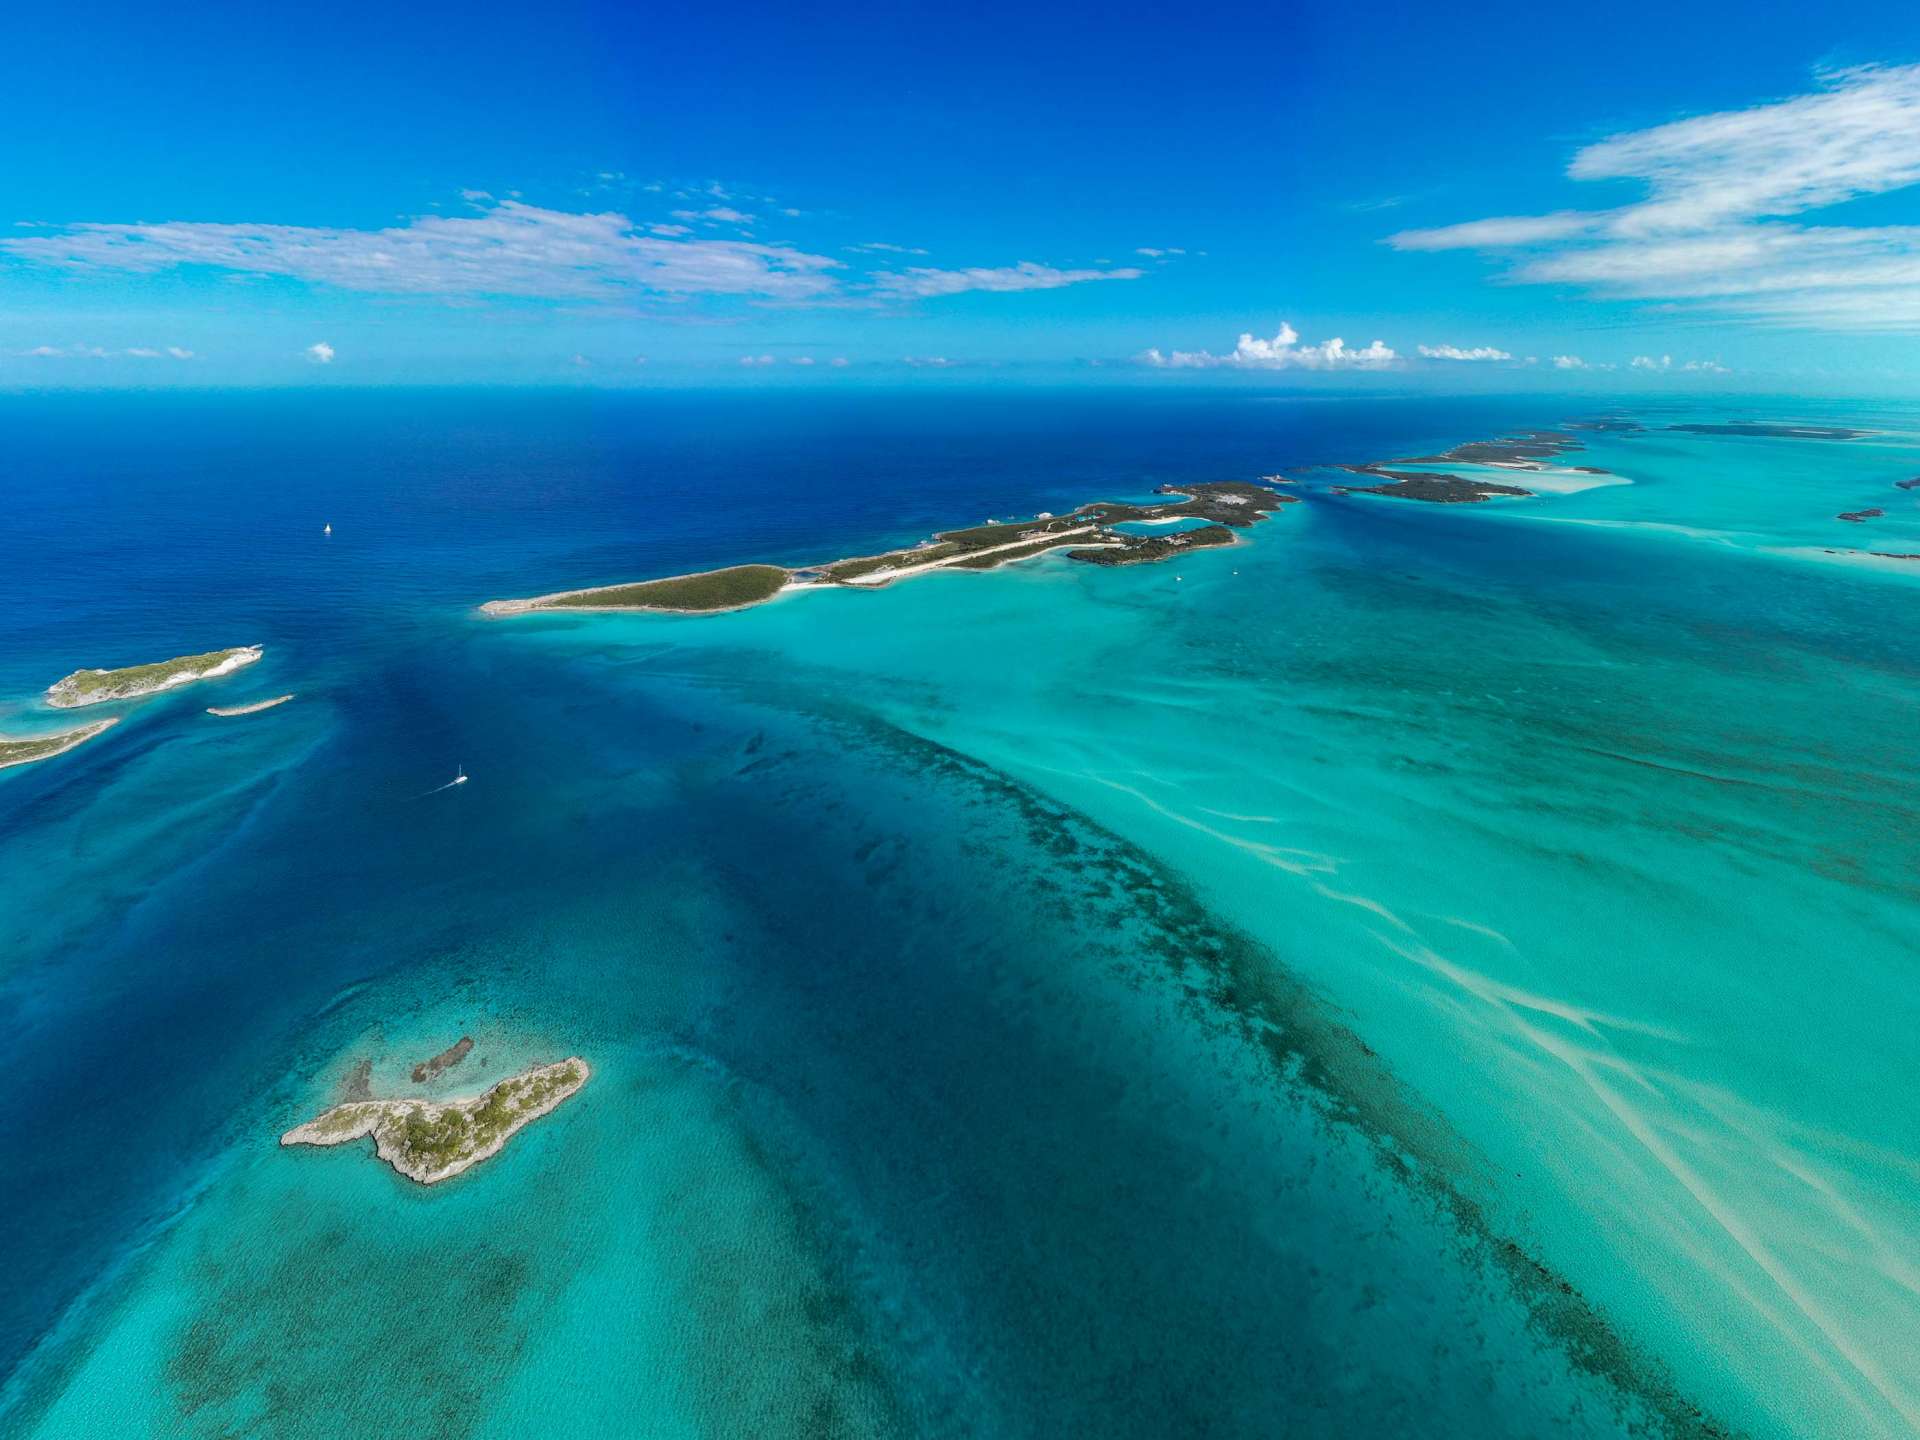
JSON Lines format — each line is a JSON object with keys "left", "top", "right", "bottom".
{"left": 1, "top": 388, "right": 1916, "bottom": 1439}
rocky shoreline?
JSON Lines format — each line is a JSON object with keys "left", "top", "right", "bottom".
{"left": 282, "top": 1058, "right": 590, "bottom": 1186}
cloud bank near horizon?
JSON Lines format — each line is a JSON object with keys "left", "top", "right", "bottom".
{"left": 1140, "top": 323, "right": 1397, "bottom": 370}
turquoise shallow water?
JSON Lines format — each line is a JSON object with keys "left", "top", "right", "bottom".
{"left": 2, "top": 392, "right": 1917, "bottom": 1438}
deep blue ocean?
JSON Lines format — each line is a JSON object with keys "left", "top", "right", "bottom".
{"left": 3, "top": 389, "right": 1917, "bottom": 1438}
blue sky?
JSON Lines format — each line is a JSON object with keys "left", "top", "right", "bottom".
{"left": 6, "top": 0, "right": 1920, "bottom": 387}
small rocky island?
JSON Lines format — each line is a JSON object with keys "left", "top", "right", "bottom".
{"left": 480, "top": 482, "right": 1296, "bottom": 617}
{"left": 48, "top": 646, "right": 263, "bottom": 708}
{"left": 0, "top": 717, "right": 120, "bottom": 771}
{"left": 281, "top": 1057, "right": 589, "bottom": 1185}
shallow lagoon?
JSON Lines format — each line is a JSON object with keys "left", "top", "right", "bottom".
{"left": 2, "top": 391, "right": 1917, "bottom": 1438}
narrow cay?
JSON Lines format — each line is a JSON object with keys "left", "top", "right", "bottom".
{"left": 0, "top": 718, "right": 120, "bottom": 771}
{"left": 479, "top": 482, "right": 1295, "bottom": 615}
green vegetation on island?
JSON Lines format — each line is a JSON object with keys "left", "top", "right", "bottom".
{"left": 1329, "top": 427, "right": 1636, "bottom": 503}
{"left": 482, "top": 564, "right": 789, "bottom": 615}
{"left": 479, "top": 480, "right": 1298, "bottom": 617}
{"left": 281, "top": 1057, "right": 589, "bottom": 1185}
{"left": 1339, "top": 470, "right": 1535, "bottom": 504}
{"left": 1067, "top": 523, "right": 1239, "bottom": 565}
{"left": 47, "top": 646, "right": 263, "bottom": 708}
{"left": 0, "top": 717, "right": 120, "bottom": 771}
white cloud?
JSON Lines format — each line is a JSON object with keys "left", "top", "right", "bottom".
{"left": 1, "top": 198, "right": 1142, "bottom": 315}
{"left": 1135, "top": 247, "right": 1187, "bottom": 259}
{"left": 1390, "top": 212, "right": 1597, "bottom": 251}
{"left": 789, "top": 355, "right": 815, "bottom": 365}
{"left": 872, "top": 261, "right": 1142, "bottom": 299}
{"left": 1553, "top": 354, "right": 1589, "bottom": 369}
{"left": 848, "top": 241, "right": 929, "bottom": 255}
{"left": 1140, "top": 322, "right": 1398, "bottom": 370}
{"left": 1418, "top": 343, "right": 1513, "bottom": 361}
{"left": 167, "top": 346, "right": 193, "bottom": 359}
{"left": 1628, "top": 353, "right": 1728, "bottom": 373}
{"left": 829, "top": 356, "right": 850, "bottom": 367}
{"left": 901, "top": 355, "right": 957, "bottom": 367}
{"left": 672, "top": 206, "right": 755, "bottom": 226}
{"left": 1, "top": 198, "right": 844, "bottom": 303}
{"left": 739, "top": 354, "right": 775, "bottom": 366}
{"left": 18, "top": 343, "right": 109, "bottom": 358}
{"left": 1386, "top": 64, "right": 1920, "bottom": 330}
{"left": 307, "top": 341, "right": 335, "bottom": 364}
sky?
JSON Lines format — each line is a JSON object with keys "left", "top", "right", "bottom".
{"left": 5, "top": 0, "right": 1919, "bottom": 389}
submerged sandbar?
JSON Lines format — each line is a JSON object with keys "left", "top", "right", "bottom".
{"left": 281, "top": 1057, "right": 589, "bottom": 1185}
{"left": 0, "top": 717, "right": 120, "bottom": 771}
{"left": 48, "top": 646, "right": 263, "bottom": 708}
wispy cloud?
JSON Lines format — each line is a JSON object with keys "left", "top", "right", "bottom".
{"left": 3, "top": 198, "right": 1145, "bottom": 315}
{"left": 672, "top": 206, "right": 756, "bottom": 226}
{"left": 1139, "top": 322, "right": 1397, "bottom": 370}
{"left": 14, "top": 342, "right": 193, "bottom": 360}
{"left": 872, "top": 261, "right": 1142, "bottom": 299}
{"left": 1387, "top": 64, "right": 1920, "bottom": 330}
{"left": 1631, "top": 353, "right": 1729, "bottom": 372}
{"left": 848, "top": 241, "right": 928, "bottom": 255}
{"left": 901, "top": 355, "right": 958, "bottom": 367}
{"left": 1417, "top": 343, "right": 1512, "bottom": 361}
{"left": 2, "top": 199, "right": 844, "bottom": 303}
